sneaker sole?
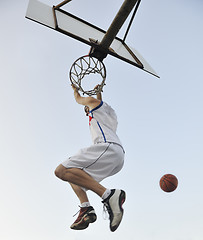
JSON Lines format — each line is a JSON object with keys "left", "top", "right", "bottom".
{"left": 119, "top": 190, "right": 126, "bottom": 212}
{"left": 70, "top": 213, "right": 97, "bottom": 230}
{"left": 110, "top": 190, "right": 126, "bottom": 232}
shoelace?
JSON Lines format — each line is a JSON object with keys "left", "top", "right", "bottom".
{"left": 72, "top": 206, "right": 82, "bottom": 217}
{"left": 102, "top": 202, "right": 110, "bottom": 220}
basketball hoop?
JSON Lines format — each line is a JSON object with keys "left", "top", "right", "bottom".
{"left": 69, "top": 55, "right": 106, "bottom": 96}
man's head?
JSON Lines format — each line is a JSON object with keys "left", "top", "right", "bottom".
{"left": 84, "top": 106, "right": 90, "bottom": 116}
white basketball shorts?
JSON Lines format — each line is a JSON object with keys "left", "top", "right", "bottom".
{"left": 62, "top": 142, "right": 124, "bottom": 183}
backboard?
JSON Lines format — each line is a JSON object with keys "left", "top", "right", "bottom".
{"left": 25, "top": 0, "right": 159, "bottom": 78}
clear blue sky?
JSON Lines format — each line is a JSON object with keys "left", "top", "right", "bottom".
{"left": 1, "top": 0, "right": 203, "bottom": 239}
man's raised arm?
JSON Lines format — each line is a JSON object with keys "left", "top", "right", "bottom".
{"left": 71, "top": 84, "right": 101, "bottom": 109}
{"left": 94, "top": 85, "right": 102, "bottom": 101}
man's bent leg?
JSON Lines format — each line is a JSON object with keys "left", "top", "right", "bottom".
{"left": 55, "top": 164, "right": 126, "bottom": 232}
{"left": 55, "top": 164, "right": 106, "bottom": 197}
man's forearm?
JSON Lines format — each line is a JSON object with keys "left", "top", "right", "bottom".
{"left": 73, "top": 89, "right": 81, "bottom": 103}
{"left": 96, "top": 92, "right": 102, "bottom": 101}
{"left": 73, "top": 89, "right": 90, "bottom": 106}
{"left": 72, "top": 84, "right": 101, "bottom": 107}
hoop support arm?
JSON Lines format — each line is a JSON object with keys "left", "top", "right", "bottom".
{"left": 91, "top": 0, "right": 139, "bottom": 60}
{"left": 122, "top": 0, "right": 141, "bottom": 43}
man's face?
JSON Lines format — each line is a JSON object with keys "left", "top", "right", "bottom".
{"left": 84, "top": 106, "right": 90, "bottom": 116}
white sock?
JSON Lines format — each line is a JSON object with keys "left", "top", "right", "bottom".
{"left": 81, "top": 202, "right": 91, "bottom": 208}
{"left": 102, "top": 189, "right": 111, "bottom": 200}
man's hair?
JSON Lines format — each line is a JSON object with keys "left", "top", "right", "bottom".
{"left": 84, "top": 106, "right": 89, "bottom": 116}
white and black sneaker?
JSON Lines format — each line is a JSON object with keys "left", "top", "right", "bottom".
{"left": 102, "top": 189, "right": 126, "bottom": 232}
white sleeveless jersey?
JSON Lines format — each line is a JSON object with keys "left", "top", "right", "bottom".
{"left": 88, "top": 101, "right": 123, "bottom": 146}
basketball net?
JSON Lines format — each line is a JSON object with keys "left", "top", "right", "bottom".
{"left": 69, "top": 55, "right": 106, "bottom": 96}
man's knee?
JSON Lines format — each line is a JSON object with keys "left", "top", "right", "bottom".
{"left": 55, "top": 164, "right": 67, "bottom": 180}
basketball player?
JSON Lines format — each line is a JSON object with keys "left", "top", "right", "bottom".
{"left": 55, "top": 84, "right": 126, "bottom": 232}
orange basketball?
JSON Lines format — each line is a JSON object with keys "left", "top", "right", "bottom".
{"left": 159, "top": 174, "right": 178, "bottom": 192}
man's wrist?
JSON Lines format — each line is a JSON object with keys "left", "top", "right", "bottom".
{"left": 74, "top": 88, "right": 79, "bottom": 93}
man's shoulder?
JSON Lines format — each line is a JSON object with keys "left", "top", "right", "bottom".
{"left": 87, "top": 97, "right": 101, "bottom": 109}
{"left": 90, "top": 100, "right": 103, "bottom": 112}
